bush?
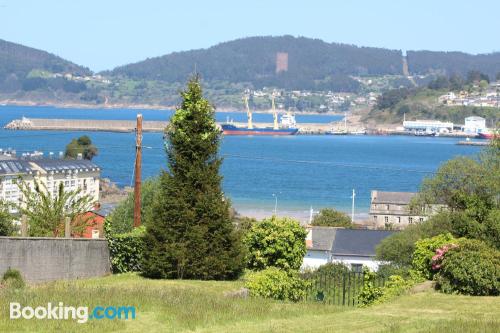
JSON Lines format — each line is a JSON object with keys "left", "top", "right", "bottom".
{"left": 311, "top": 208, "right": 352, "bottom": 227}
{"left": 315, "top": 262, "right": 349, "bottom": 277}
{"left": 245, "top": 267, "right": 310, "bottom": 302}
{"left": 412, "top": 233, "right": 456, "bottom": 280}
{"left": 0, "top": 202, "right": 14, "bottom": 236}
{"left": 357, "top": 270, "right": 384, "bottom": 306}
{"left": 244, "top": 216, "right": 307, "bottom": 271}
{"left": 1, "top": 268, "right": 25, "bottom": 289}
{"left": 376, "top": 264, "right": 411, "bottom": 279}
{"left": 358, "top": 272, "right": 415, "bottom": 307}
{"left": 107, "top": 177, "right": 160, "bottom": 234}
{"left": 105, "top": 220, "right": 145, "bottom": 273}
{"left": 376, "top": 213, "right": 454, "bottom": 268}
{"left": 435, "top": 239, "right": 500, "bottom": 296}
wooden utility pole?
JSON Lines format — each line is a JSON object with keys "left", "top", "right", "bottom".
{"left": 133, "top": 114, "right": 143, "bottom": 227}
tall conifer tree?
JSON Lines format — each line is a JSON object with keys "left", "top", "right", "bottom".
{"left": 142, "top": 76, "right": 244, "bottom": 279}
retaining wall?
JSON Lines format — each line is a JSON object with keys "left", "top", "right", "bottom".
{"left": 0, "top": 237, "right": 111, "bottom": 283}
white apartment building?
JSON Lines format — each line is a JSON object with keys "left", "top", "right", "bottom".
{"left": 0, "top": 157, "right": 36, "bottom": 213}
{"left": 0, "top": 156, "right": 100, "bottom": 214}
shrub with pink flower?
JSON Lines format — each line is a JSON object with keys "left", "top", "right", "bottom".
{"left": 431, "top": 244, "right": 458, "bottom": 271}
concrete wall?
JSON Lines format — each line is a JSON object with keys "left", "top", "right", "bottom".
{"left": 0, "top": 237, "right": 110, "bottom": 283}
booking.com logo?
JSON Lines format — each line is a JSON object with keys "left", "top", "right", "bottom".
{"left": 10, "top": 302, "right": 136, "bottom": 324}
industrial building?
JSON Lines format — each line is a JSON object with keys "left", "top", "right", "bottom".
{"left": 462, "top": 116, "right": 486, "bottom": 134}
{"left": 403, "top": 120, "right": 454, "bottom": 134}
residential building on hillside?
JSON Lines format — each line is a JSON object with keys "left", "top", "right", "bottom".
{"left": 369, "top": 190, "right": 443, "bottom": 229}
{"left": 302, "top": 227, "right": 395, "bottom": 271}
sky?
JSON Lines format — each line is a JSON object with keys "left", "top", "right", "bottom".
{"left": 1, "top": 0, "right": 499, "bottom": 72}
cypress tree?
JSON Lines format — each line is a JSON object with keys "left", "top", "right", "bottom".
{"left": 142, "top": 76, "right": 245, "bottom": 279}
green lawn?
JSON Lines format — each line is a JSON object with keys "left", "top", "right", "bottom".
{"left": 1, "top": 273, "right": 499, "bottom": 332}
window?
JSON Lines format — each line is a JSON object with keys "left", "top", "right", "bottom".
{"left": 351, "top": 264, "right": 363, "bottom": 273}
{"left": 386, "top": 204, "right": 390, "bottom": 210}
{"left": 384, "top": 216, "right": 389, "bottom": 223}
{"left": 409, "top": 217, "right": 414, "bottom": 224}
{"left": 373, "top": 215, "right": 377, "bottom": 221}
{"left": 397, "top": 217, "right": 401, "bottom": 223}
{"left": 419, "top": 217, "right": 424, "bottom": 222}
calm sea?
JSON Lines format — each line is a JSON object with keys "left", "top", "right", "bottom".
{"left": 0, "top": 105, "right": 482, "bottom": 219}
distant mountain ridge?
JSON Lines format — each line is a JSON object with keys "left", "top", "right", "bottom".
{"left": 107, "top": 36, "right": 404, "bottom": 92}
{"left": 0, "top": 39, "right": 91, "bottom": 92}
{"left": 1, "top": 36, "right": 500, "bottom": 100}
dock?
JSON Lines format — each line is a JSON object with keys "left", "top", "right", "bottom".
{"left": 3, "top": 118, "right": 334, "bottom": 134}
{"left": 457, "top": 140, "right": 490, "bottom": 146}
{"left": 4, "top": 118, "right": 168, "bottom": 132}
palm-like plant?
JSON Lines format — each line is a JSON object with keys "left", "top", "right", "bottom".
{"left": 15, "top": 179, "right": 94, "bottom": 237}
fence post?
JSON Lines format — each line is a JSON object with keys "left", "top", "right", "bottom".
{"left": 342, "top": 271, "right": 346, "bottom": 306}
{"left": 64, "top": 217, "right": 71, "bottom": 238}
{"left": 21, "top": 215, "right": 27, "bottom": 237}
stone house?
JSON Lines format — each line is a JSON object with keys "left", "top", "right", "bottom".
{"left": 369, "top": 190, "right": 443, "bottom": 229}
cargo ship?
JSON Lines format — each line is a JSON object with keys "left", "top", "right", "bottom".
{"left": 221, "top": 94, "right": 299, "bottom": 136}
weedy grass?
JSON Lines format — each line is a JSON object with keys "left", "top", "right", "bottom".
{"left": 0, "top": 273, "right": 499, "bottom": 332}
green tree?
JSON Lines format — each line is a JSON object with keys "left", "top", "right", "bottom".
{"left": 107, "top": 177, "right": 160, "bottom": 234}
{"left": 0, "top": 200, "right": 14, "bottom": 236}
{"left": 65, "top": 135, "right": 98, "bottom": 160}
{"left": 141, "top": 76, "right": 245, "bottom": 280}
{"left": 376, "top": 213, "right": 453, "bottom": 268}
{"left": 244, "top": 216, "right": 307, "bottom": 271}
{"left": 16, "top": 180, "right": 93, "bottom": 237}
{"left": 311, "top": 208, "right": 352, "bottom": 227}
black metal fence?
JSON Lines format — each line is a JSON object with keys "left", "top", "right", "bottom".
{"left": 302, "top": 271, "right": 386, "bottom": 306}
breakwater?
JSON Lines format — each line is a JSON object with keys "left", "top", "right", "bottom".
{"left": 4, "top": 117, "right": 335, "bottom": 134}
{"left": 4, "top": 118, "right": 168, "bottom": 132}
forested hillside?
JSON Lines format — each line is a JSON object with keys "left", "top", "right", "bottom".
{"left": 407, "top": 50, "right": 500, "bottom": 79}
{"left": 108, "top": 36, "right": 404, "bottom": 92}
{"left": 0, "top": 39, "right": 91, "bottom": 93}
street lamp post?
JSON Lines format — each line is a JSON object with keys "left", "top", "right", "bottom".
{"left": 351, "top": 189, "right": 356, "bottom": 223}
{"left": 272, "top": 193, "right": 279, "bottom": 216}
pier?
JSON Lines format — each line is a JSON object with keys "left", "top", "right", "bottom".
{"left": 457, "top": 140, "right": 490, "bottom": 146}
{"left": 4, "top": 118, "right": 168, "bottom": 132}
{"left": 3, "top": 117, "right": 334, "bottom": 134}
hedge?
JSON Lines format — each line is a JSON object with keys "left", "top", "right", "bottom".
{"left": 104, "top": 220, "right": 145, "bottom": 273}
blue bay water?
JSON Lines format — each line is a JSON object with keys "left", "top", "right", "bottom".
{"left": 0, "top": 106, "right": 482, "bottom": 218}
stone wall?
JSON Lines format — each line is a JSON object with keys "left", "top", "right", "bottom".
{"left": 0, "top": 237, "right": 110, "bottom": 283}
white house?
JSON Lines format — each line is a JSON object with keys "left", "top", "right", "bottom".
{"left": 302, "top": 227, "right": 337, "bottom": 269}
{"left": 302, "top": 227, "right": 395, "bottom": 271}
{"left": 463, "top": 116, "right": 486, "bottom": 134}
{"left": 330, "top": 229, "right": 395, "bottom": 271}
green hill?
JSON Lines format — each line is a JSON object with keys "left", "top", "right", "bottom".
{"left": 0, "top": 39, "right": 91, "bottom": 93}
{"left": 107, "top": 36, "right": 404, "bottom": 92}
{"left": 408, "top": 50, "right": 500, "bottom": 79}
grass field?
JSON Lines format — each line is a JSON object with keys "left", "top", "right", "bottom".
{"left": 1, "top": 273, "right": 499, "bottom": 332}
